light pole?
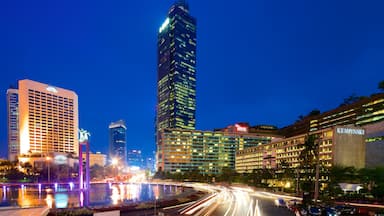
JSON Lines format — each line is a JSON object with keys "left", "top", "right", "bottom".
{"left": 46, "top": 156, "right": 51, "bottom": 183}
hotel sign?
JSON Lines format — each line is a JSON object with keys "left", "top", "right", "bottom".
{"left": 235, "top": 124, "right": 248, "bottom": 132}
{"left": 46, "top": 86, "right": 58, "bottom": 93}
{"left": 336, "top": 127, "right": 365, "bottom": 135}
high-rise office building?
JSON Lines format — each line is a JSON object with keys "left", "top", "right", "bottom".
{"left": 18, "top": 79, "right": 79, "bottom": 156}
{"left": 156, "top": 0, "right": 197, "bottom": 171}
{"left": 6, "top": 88, "right": 19, "bottom": 161}
{"left": 156, "top": 0, "right": 197, "bottom": 134}
{"left": 127, "top": 149, "right": 143, "bottom": 168}
{"left": 109, "top": 120, "right": 127, "bottom": 165}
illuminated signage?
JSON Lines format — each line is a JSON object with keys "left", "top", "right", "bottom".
{"left": 235, "top": 124, "right": 248, "bottom": 132}
{"left": 159, "top": 17, "right": 170, "bottom": 33}
{"left": 54, "top": 155, "right": 68, "bottom": 165}
{"left": 336, "top": 128, "right": 365, "bottom": 135}
{"left": 46, "top": 86, "right": 58, "bottom": 93}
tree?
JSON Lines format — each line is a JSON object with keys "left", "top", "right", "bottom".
{"left": 379, "top": 80, "right": 384, "bottom": 91}
{"left": 90, "top": 164, "right": 105, "bottom": 180}
{"left": 298, "top": 134, "right": 319, "bottom": 193}
{"left": 308, "top": 109, "right": 321, "bottom": 116}
{"left": 296, "top": 109, "right": 320, "bottom": 122}
{"left": 339, "top": 94, "right": 365, "bottom": 107}
{"left": 218, "top": 167, "right": 236, "bottom": 183}
{"left": 6, "top": 168, "right": 25, "bottom": 181}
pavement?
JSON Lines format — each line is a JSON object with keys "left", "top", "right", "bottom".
{"left": 0, "top": 206, "right": 49, "bottom": 216}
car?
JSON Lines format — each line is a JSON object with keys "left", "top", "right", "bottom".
{"left": 275, "top": 198, "right": 287, "bottom": 207}
{"left": 308, "top": 206, "right": 321, "bottom": 216}
{"left": 335, "top": 205, "right": 356, "bottom": 215}
{"left": 293, "top": 204, "right": 308, "bottom": 216}
{"left": 324, "top": 207, "right": 338, "bottom": 216}
{"left": 287, "top": 199, "right": 299, "bottom": 211}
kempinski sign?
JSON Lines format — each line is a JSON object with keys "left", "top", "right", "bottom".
{"left": 336, "top": 127, "right": 365, "bottom": 135}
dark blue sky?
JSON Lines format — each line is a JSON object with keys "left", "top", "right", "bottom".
{"left": 1, "top": 0, "right": 383, "bottom": 159}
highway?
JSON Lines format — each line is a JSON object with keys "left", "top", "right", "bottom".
{"left": 162, "top": 184, "right": 295, "bottom": 216}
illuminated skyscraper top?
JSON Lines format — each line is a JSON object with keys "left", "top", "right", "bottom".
{"left": 156, "top": 0, "right": 197, "bottom": 137}
{"left": 109, "top": 120, "right": 127, "bottom": 165}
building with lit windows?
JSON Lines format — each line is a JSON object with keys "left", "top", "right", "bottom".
{"left": 17, "top": 79, "right": 79, "bottom": 158}
{"left": 127, "top": 149, "right": 143, "bottom": 168}
{"left": 82, "top": 152, "right": 107, "bottom": 167}
{"left": 156, "top": 1, "right": 197, "bottom": 136}
{"left": 156, "top": 1, "right": 197, "bottom": 171}
{"left": 236, "top": 126, "right": 366, "bottom": 173}
{"left": 157, "top": 124, "right": 282, "bottom": 175}
{"left": 6, "top": 88, "right": 19, "bottom": 161}
{"left": 364, "top": 121, "right": 384, "bottom": 167}
{"left": 109, "top": 120, "right": 127, "bottom": 165}
{"left": 280, "top": 93, "right": 384, "bottom": 137}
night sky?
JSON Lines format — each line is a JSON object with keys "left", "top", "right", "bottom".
{"left": 1, "top": 0, "right": 383, "bottom": 159}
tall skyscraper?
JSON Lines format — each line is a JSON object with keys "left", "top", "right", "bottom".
{"left": 6, "top": 88, "right": 19, "bottom": 161}
{"left": 18, "top": 79, "right": 79, "bottom": 156}
{"left": 156, "top": 1, "right": 197, "bottom": 170}
{"left": 156, "top": 0, "right": 197, "bottom": 134}
{"left": 109, "top": 120, "right": 127, "bottom": 165}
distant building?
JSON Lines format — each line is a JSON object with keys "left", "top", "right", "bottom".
{"left": 16, "top": 79, "right": 79, "bottom": 158}
{"left": 157, "top": 124, "right": 282, "bottom": 175}
{"left": 109, "top": 120, "right": 127, "bottom": 165}
{"left": 127, "top": 150, "right": 143, "bottom": 168}
{"left": 280, "top": 93, "right": 384, "bottom": 137}
{"left": 236, "top": 126, "right": 366, "bottom": 173}
{"left": 145, "top": 157, "right": 155, "bottom": 172}
{"left": 6, "top": 88, "right": 19, "bottom": 161}
{"left": 82, "top": 152, "right": 107, "bottom": 167}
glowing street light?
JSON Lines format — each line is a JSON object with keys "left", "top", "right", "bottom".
{"left": 112, "top": 158, "right": 119, "bottom": 166}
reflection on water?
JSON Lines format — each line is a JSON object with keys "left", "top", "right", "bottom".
{"left": 0, "top": 183, "right": 183, "bottom": 209}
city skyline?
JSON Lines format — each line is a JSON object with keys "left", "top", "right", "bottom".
{"left": 1, "top": 0, "right": 383, "bottom": 159}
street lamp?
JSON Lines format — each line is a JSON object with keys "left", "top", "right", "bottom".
{"left": 46, "top": 156, "right": 52, "bottom": 183}
{"left": 112, "top": 158, "right": 118, "bottom": 166}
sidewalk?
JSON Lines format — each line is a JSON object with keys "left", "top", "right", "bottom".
{"left": 0, "top": 206, "right": 49, "bottom": 216}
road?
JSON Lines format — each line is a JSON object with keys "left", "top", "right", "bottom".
{"left": 162, "top": 184, "right": 295, "bottom": 216}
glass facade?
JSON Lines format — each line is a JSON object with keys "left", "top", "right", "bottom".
{"left": 157, "top": 129, "right": 275, "bottom": 175}
{"left": 156, "top": 1, "right": 197, "bottom": 135}
{"left": 109, "top": 120, "right": 127, "bottom": 165}
{"left": 127, "top": 149, "right": 143, "bottom": 168}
